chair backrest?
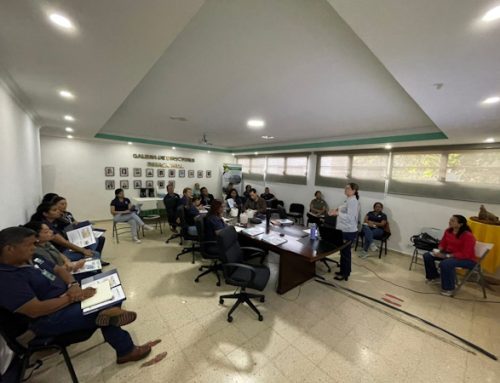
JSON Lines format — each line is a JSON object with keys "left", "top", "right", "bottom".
{"left": 474, "top": 241, "right": 494, "bottom": 260}
{"left": 176, "top": 204, "right": 187, "bottom": 227}
{"left": 0, "top": 307, "right": 31, "bottom": 353}
{"left": 289, "top": 203, "right": 304, "bottom": 214}
{"left": 319, "top": 225, "right": 344, "bottom": 246}
{"left": 216, "top": 226, "right": 244, "bottom": 265}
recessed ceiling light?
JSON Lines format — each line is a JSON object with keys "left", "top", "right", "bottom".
{"left": 231, "top": 153, "right": 235, "bottom": 156}
{"left": 64, "top": 127, "right": 73, "bottom": 132}
{"left": 385, "top": 144, "right": 392, "bottom": 150}
{"left": 172, "top": 146, "right": 176, "bottom": 150}
{"left": 207, "top": 150, "right": 211, "bottom": 154}
{"left": 128, "top": 142, "right": 133, "bottom": 145}
{"left": 64, "top": 115, "right": 74, "bottom": 121}
{"left": 482, "top": 6, "right": 500, "bottom": 22}
{"left": 59, "top": 90, "right": 74, "bottom": 99}
{"left": 67, "top": 135, "right": 73, "bottom": 139}
{"left": 484, "top": 138, "right": 495, "bottom": 143}
{"left": 49, "top": 13, "right": 74, "bottom": 30}
{"left": 254, "top": 152, "right": 259, "bottom": 155}
{"left": 247, "top": 119, "right": 265, "bottom": 129}
{"left": 482, "top": 96, "right": 500, "bottom": 104}
{"left": 261, "top": 135, "right": 275, "bottom": 140}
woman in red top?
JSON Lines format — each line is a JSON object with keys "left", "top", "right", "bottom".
{"left": 423, "top": 215, "right": 476, "bottom": 296}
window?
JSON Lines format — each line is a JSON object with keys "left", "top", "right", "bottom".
{"left": 391, "top": 153, "right": 441, "bottom": 182}
{"left": 319, "top": 156, "right": 349, "bottom": 178}
{"left": 237, "top": 158, "right": 250, "bottom": 173}
{"left": 446, "top": 150, "right": 500, "bottom": 185}
{"left": 286, "top": 156, "right": 308, "bottom": 176}
{"left": 250, "top": 157, "right": 265, "bottom": 174}
{"left": 267, "top": 157, "right": 285, "bottom": 175}
{"left": 351, "top": 155, "right": 388, "bottom": 179}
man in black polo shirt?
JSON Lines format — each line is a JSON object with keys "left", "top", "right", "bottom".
{"left": 163, "top": 184, "right": 180, "bottom": 232}
{"left": 0, "top": 227, "right": 152, "bottom": 364}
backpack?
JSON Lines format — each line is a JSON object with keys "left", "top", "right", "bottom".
{"left": 410, "top": 232, "right": 440, "bottom": 251}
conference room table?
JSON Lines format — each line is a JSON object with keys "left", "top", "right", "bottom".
{"left": 234, "top": 220, "right": 341, "bottom": 294}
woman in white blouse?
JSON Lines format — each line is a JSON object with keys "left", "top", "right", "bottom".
{"left": 328, "top": 183, "right": 360, "bottom": 281}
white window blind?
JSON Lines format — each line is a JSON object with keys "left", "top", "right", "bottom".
{"left": 250, "top": 157, "right": 265, "bottom": 174}
{"left": 237, "top": 158, "right": 250, "bottom": 173}
{"left": 351, "top": 155, "right": 388, "bottom": 179}
{"left": 319, "top": 156, "right": 349, "bottom": 178}
{"left": 446, "top": 150, "right": 500, "bottom": 185}
{"left": 267, "top": 157, "right": 285, "bottom": 175}
{"left": 392, "top": 153, "right": 441, "bottom": 182}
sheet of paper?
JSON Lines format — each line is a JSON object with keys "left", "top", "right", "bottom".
{"left": 72, "top": 259, "right": 102, "bottom": 274}
{"left": 67, "top": 225, "right": 96, "bottom": 247}
{"left": 82, "top": 285, "right": 126, "bottom": 314}
{"left": 81, "top": 280, "right": 113, "bottom": 309}
{"left": 242, "top": 227, "right": 265, "bottom": 237}
{"left": 261, "top": 234, "right": 287, "bottom": 246}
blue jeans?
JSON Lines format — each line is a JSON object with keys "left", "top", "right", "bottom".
{"left": 64, "top": 250, "right": 101, "bottom": 262}
{"left": 340, "top": 231, "right": 357, "bottom": 277}
{"left": 362, "top": 226, "right": 384, "bottom": 251}
{"left": 423, "top": 252, "right": 476, "bottom": 291}
{"left": 31, "top": 303, "right": 134, "bottom": 357}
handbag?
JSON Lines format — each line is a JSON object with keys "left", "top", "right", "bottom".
{"left": 410, "top": 232, "right": 439, "bottom": 251}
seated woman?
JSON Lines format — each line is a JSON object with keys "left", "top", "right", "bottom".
{"left": 30, "top": 202, "right": 96, "bottom": 262}
{"left": 0, "top": 226, "right": 152, "bottom": 364}
{"left": 205, "top": 199, "right": 226, "bottom": 241}
{"left": 225, "top": 188, "right": 243, "bottom": 212}
{"left": 307, "top": 190, "right": 329, "bottom": 225}
{"left": 200, "top": 187, "right": 214, "bottom": 206}
{"left": 110, "top": 189, "right": 152, "bottom": 244}
{"left": 180, "top": 188, "right": 202, "bottom": 236}
{"left": 423, "top": 215, "right": 477, "bottom": 296}
{"left": 54, "top": 196, "right": 106, "bottom": 256}
{"left": 359, "top": 202, "right": 389, "bottom": 258}
{"left": 23, "top": 221, "right": 84, "bottom": 272}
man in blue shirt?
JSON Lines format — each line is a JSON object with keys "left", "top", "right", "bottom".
{"left": 0, "top": 227, "right": 152, "bottom": 364}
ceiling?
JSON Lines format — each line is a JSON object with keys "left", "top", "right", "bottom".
{"left": 0, "top": 0, "right": 499, "bottom": 152}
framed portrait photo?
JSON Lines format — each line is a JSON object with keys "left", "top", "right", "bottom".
{"left": 120, "top": 180, "right": 129, "bottom": 190}
{"left": 133, "top": 180, "right": 142, "bottom": 189}
{"left": 206, "top": 170, "right": 212, "bottom": 178}
{"left": 105, "top": 180, "right": 115, "bottom": 190}
{"left": 188, "top": 170, "right": 195, "bottom": 178}
{"left": 178, "top": 169, "right": 186, "bottom": 178}
{"left": 157, "top": 180, "right": 165, "bottom": 189}
{"left": 168, "top": 169, "right": 176, "bottom": 178}
{"left": 119, "top": 167, "right": 128, "bottom": 177}
{"left": 133, "top": 168, "right": 142, "bottom": 177}
{"left": 145, "top": 168, "right": 154, "bottom": 177}
{"left": 145, "top": 180, "right": 154, "bottom": 188}
{"left": 157, "top": 168, "right": 165, "bottom": 177}
{"left": 105, "top": 167, "right": 115, "bottom": 177}
{"left": 197, "top": 170, "right": 203, "bottom": 178}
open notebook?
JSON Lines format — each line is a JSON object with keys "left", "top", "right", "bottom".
{"left": 80, "top": 269, "right": 126, "bottom": 314}
{"left": 80, "top": 279, "right": 113, "bottom": 309}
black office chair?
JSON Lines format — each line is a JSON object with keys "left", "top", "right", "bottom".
{"left": 355, "top": 229, "right": 391, "bottom": 259}
{"left": 270, "top": 199, "right": 284, "bottom": 209}
{"left": 286, "top": 203, "right": 304, "bottom": 225}
{"left": 216, "top": 226, "right": 269, "bottom": 322}
{"left": 318, "top": 224, "right": 343, "bottom": 272}
{"left": 0, "top": 308, "right": 96, "bottom": 383}
{"left": 194, "top": 215, "right": 222, "bottom": 286}
{"left": 175, "top": 205, "right": 200, "bottom": 264}
{"left": 165, "top": 196, "right": 181, "bottom": 243}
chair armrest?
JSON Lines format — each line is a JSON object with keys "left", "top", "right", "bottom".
{"left": 223, "top": 262, "right": 257, "bottom": 285}
{"left": 241, "top": 246, "right": 267, "bottom": 263}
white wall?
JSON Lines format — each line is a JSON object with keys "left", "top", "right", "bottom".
{"left": 249, "top": 154, "right": 500, "bottom": 257}
{"left": 40, "top": 136, "right": 233, "bottom": 221}
{"left": 0, "top": 82, "right": 41, "bottom": 228}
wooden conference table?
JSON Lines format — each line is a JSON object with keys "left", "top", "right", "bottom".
{"left": 235, "top": 221, "right": 341, "bottom": 294}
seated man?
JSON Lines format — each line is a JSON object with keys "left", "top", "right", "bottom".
{"left": 163, "top": 184, "right": 180, "bottom": 232}
{"left": 307, "top": 191, "right": 329, "bottom": 225}
{"left": 260, "top": 187, "right": 276, "bottom": 203}
{"left": 243, "top": 188, "right": 268, "bottom": 215}
{"left": 0, "top": 227, "right": 152, "bottom": 364}
{"left": 200, "top": 187, "right": 214, "bottom": 206}
{"left": 359, "top": 202, "right": 389, "bottom": 258}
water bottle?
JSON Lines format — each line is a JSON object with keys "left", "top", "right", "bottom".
{"left": 310, "top": 223, "right": 317, "bottom": 240}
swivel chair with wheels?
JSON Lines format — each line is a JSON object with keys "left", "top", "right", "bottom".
{"left": 216, "top": 226, "right": 269, "bottom": 322}
{"left": 175, "top": 205, "right": 200, "bottom": 264}
{"left": 194, "top": 215, "right": 221, "bottom": 286}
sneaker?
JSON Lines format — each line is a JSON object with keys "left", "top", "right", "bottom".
{"left": 369, "top": 243, "right": 378, "bottom": 252}
{"left": 143, "top": 225, "right": 154, "bottom": 231}
{"left": 133, "top": 238, "right": 142, "bottom": 244}
{"left": 359, "top": 250, "right": 368, "bottom": 259}
{"left": 425, "top": 278, "right": 440, "bottom": 285}
{"left": 440, "top": 290, "right": 453, "bottom": 297}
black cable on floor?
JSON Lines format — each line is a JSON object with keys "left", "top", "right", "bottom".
{"left": 352, "top": 260, "right": 500, "bottom": 303}
{"left": 315, "top": 278, "right": 498, "bottom": 361}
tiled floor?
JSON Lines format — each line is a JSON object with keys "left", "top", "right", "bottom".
{"left": 30, "top": 222, "right": 500, "bottom": 382}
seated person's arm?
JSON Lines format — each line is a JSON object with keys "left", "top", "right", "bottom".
{"left": 51, "top": 233, "right": 92, "bottom": 257}
{"left": 309, "top": 201, "right": 318, "bottom": 214}
{"left": 17, "top": 296, "right": 73, "bottom": 318}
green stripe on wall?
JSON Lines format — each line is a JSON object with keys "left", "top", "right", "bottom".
{"left": 95, "top": 131, "right": 447, "bottom": 154}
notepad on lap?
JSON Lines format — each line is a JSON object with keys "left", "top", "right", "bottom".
{"left": 81, "top": 280, "right": 113, "bottom": 309}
